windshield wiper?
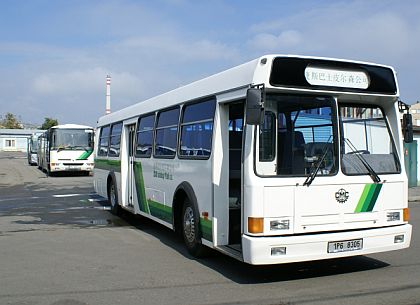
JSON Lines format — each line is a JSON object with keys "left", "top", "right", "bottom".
{"left": 344, "top": 138, "right": 381, "bottom": 183}
{"left": 303, "top": 139, "right": 332, "bottom": 187}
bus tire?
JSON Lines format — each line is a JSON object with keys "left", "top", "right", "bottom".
{"left": 108, "top": 178, "right": 120, "bottom": 215}
{"left": 47, "top": 167, "right": 54, "bottom": 177}
{"left": 182, "top": 197, "right": 207, "bottom": 257}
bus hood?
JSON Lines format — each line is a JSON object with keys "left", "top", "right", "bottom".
{"left": 292, "top": 181, "right": 406, "bottom": 234}
{"left": 261, "top": 180, "right": 407, "bottom": 235}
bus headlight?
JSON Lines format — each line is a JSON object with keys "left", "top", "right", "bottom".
{"left": 270, "top": 219, "right": 290, "bottom": 231}
{"left": 387, "top": 212, "right": 400, "bottom": 222}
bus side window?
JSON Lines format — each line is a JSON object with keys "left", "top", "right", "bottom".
{"left": 136, "top": 114, "right": 155, "bottom": 158}
{"left": 155, "top": 107, "right": 180, "bottom": 158}
{"left": 98, "top": 126, "right": 110, "bottom": 156}
{"left": 180, "top": 99, "right": 216, "bottom": 158}
{"left": 259, "top": 112, "right": 276, "bottom": 162}
{"left": 109, "top": 122, "right": 122, "bottom": 157}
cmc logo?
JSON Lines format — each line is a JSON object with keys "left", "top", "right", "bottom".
{"left": 335, "top": 188, "right": 349, "bottom": 203}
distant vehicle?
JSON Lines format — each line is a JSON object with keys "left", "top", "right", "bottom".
{"left": 27, "top": 133, "right": 41, "bottom": 165}
{"left": 93, "top": 54, "right": 412, "bottom": 265}
{"left": 37, "top": 124, "right": 94, "bottom": 175}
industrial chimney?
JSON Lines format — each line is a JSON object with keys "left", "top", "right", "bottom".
{"left": 105, "top": 75, "right": 111, "bottom": 114}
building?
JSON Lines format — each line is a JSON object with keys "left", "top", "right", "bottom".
{"left": 405, "top": 102, "right": 420, "bottom": 186}
{"left": 0, "top": 129, "right": 44, "bottom": 152}
{"left": 410, "top": 102, "right": 420, "bottom": 125}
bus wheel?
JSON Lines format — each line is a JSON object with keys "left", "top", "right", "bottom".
{"left": 182, "top": 198, "right": 206, "bottom": 257}
{"left": 108, "top": 180, "right": 120, "bottom": 215}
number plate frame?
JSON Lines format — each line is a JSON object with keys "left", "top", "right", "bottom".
{"left": 327, "top": 238, "right": 363, "bottom": 253}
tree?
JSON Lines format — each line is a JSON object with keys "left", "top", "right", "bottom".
{"left": 41, "top": 117, "right": 59, "bottom": 130}
{"left": 1, "top": 113, "right": 22, "bottom": 129}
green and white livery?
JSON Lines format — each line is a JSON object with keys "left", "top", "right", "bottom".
{"left": 38, "top": 124, "right": 94, "bottom": 175}
{"left": 93, "top": 55, "right": 412, "bottom": 265}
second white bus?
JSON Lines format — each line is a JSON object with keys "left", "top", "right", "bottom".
{"left": 27, "top": 133, "right": 42, "bottom": 165}
{"left": 38, "top": 124, "right": 95, "bottom": 175}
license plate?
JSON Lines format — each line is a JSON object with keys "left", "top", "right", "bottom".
{"left": 328, "top": 238, "right": 363, "bottom": 253}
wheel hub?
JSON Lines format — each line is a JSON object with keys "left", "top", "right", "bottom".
{"left": 183, "top": 206, "right": 195, "bottom": 243}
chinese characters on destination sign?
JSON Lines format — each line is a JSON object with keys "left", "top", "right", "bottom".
{"left": 305, "top": 66, "right": 369, "bottom": 89}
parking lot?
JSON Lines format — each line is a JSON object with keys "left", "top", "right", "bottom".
{"left": 1, "top": 151, "right": 420, "bottom": 305}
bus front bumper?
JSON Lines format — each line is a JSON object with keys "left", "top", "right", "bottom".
{"left": 241, "top": 224, "right": 412, "bottom": 265}
{"left": 50, "top": 163, "right": 94, "bottom": 172}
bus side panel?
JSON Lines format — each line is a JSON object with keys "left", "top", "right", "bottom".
{"left": 132, "top": 158, "right": 175, "bottom": 224}
{"left": 177, "top": 158, "right": 213, "bottom": 242}
{"left": 93, "top": 165, "right": 108, "bottom": 198}
{"left": 132, "top": 157, "right": 213, "bottom": 239}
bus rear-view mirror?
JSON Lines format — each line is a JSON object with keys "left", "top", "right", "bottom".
{"left": 246, "top": 88, "right": 264, "bottom": 125}
{"left": 403, "top": 113, "right": 413, "bottom": 143}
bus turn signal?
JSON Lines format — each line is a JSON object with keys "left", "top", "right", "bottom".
{"left": 403, "top": 208, "right": 410, "bottom": 222}
{"left": 248, "top": 217, "right": 263, "bottom": 234}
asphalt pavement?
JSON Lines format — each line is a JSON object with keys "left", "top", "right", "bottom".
{"left": 1, "top": 151, "right": 420, "bottom": 305}
{"left": 408, "top": 185, "right": 420, "bottom": 202}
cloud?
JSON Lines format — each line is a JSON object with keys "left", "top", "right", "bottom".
{"left": 248, "top": 30, "right": 302, "bottom": 51}
{"left": 32, "top": 68, "right": 107, "bottom": 95}
{"left": 31, "top": 68, "right": 146, "bottom": 109}
{"left": 245, "top": 1, "right": 420, "bottom": 103}
{"left": 119, "top": 35, "right": 239, "bottom": 62}
{"left": 248, "top": 2, "right": 420, "bottom": 61}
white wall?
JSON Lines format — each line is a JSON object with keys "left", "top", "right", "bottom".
{"left": 0, "top": 136, "right": 28, "bottom": 152}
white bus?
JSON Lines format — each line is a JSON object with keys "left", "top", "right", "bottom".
{"left": 27, "top": 133, "right": 41, "bottom": 165}
{"left": 38, "top": 124, "right": 95, "bottom": 175}
{"left": 93, "top": 55, "right": 412, "bottom": 265}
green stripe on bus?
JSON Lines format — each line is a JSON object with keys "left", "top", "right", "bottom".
{"left": 132, "top": 161, "right": 212, "bottom": 240}
{"left": 200, "top": 218, "right": 212, "bottom": 241}
{"left": 355, "top": 184, "right": 382, "bottom": 213}
{"left": 133, "top": 162, "right": 150, "bottom": 214}
{"left": 366, "top": 184, "right": 382, "bottom": 212}
{"left": 148, "top": 199, "right": 172, "bottom": 223}
{"left": 77, "top": 149, "right": 93, "bottom": 160}
{"left": 94, "top": 159, "right": 121, "bottom": 172}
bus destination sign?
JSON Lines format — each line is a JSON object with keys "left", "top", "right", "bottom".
{"left": 305, "top": 66, "right": 369, "bottom": 89}
{"left": 270, "top": 57, "right": 397, "bottom": 95}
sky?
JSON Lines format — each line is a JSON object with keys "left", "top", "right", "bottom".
{"left": 1, "top": 0, "right": 420, "bottom": 127}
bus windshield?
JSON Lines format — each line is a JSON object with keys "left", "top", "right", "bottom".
{"left": 51, "top": 129, "right": 94, "bottom": 150}
{"left": 339, "top": 105, "right": 400, "bottom": 175}
{"left": 257, "top": 94, "right": 337, "bottom": 177}
{"left": 256, "top": 95, "right": 400, "bottom": 178}
{"left": 30, "top": 138, "right": 38, "bottom": 153}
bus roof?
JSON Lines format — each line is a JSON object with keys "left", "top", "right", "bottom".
{"left": 50, "top": 124, "right": 94, "bottom": 130}
{"left": 97, "top": 54, "right": 398, "bottom": 127}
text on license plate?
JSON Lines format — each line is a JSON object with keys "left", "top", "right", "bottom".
{"left": 328, "top": 238, "right": 363, "bottom": 253}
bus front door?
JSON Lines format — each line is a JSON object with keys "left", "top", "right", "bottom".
{"left": 127, "top": 124, "right": 136, "bottom": 207}
{"left": 228, "top": 102, "right": 244, "bottom": 246}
